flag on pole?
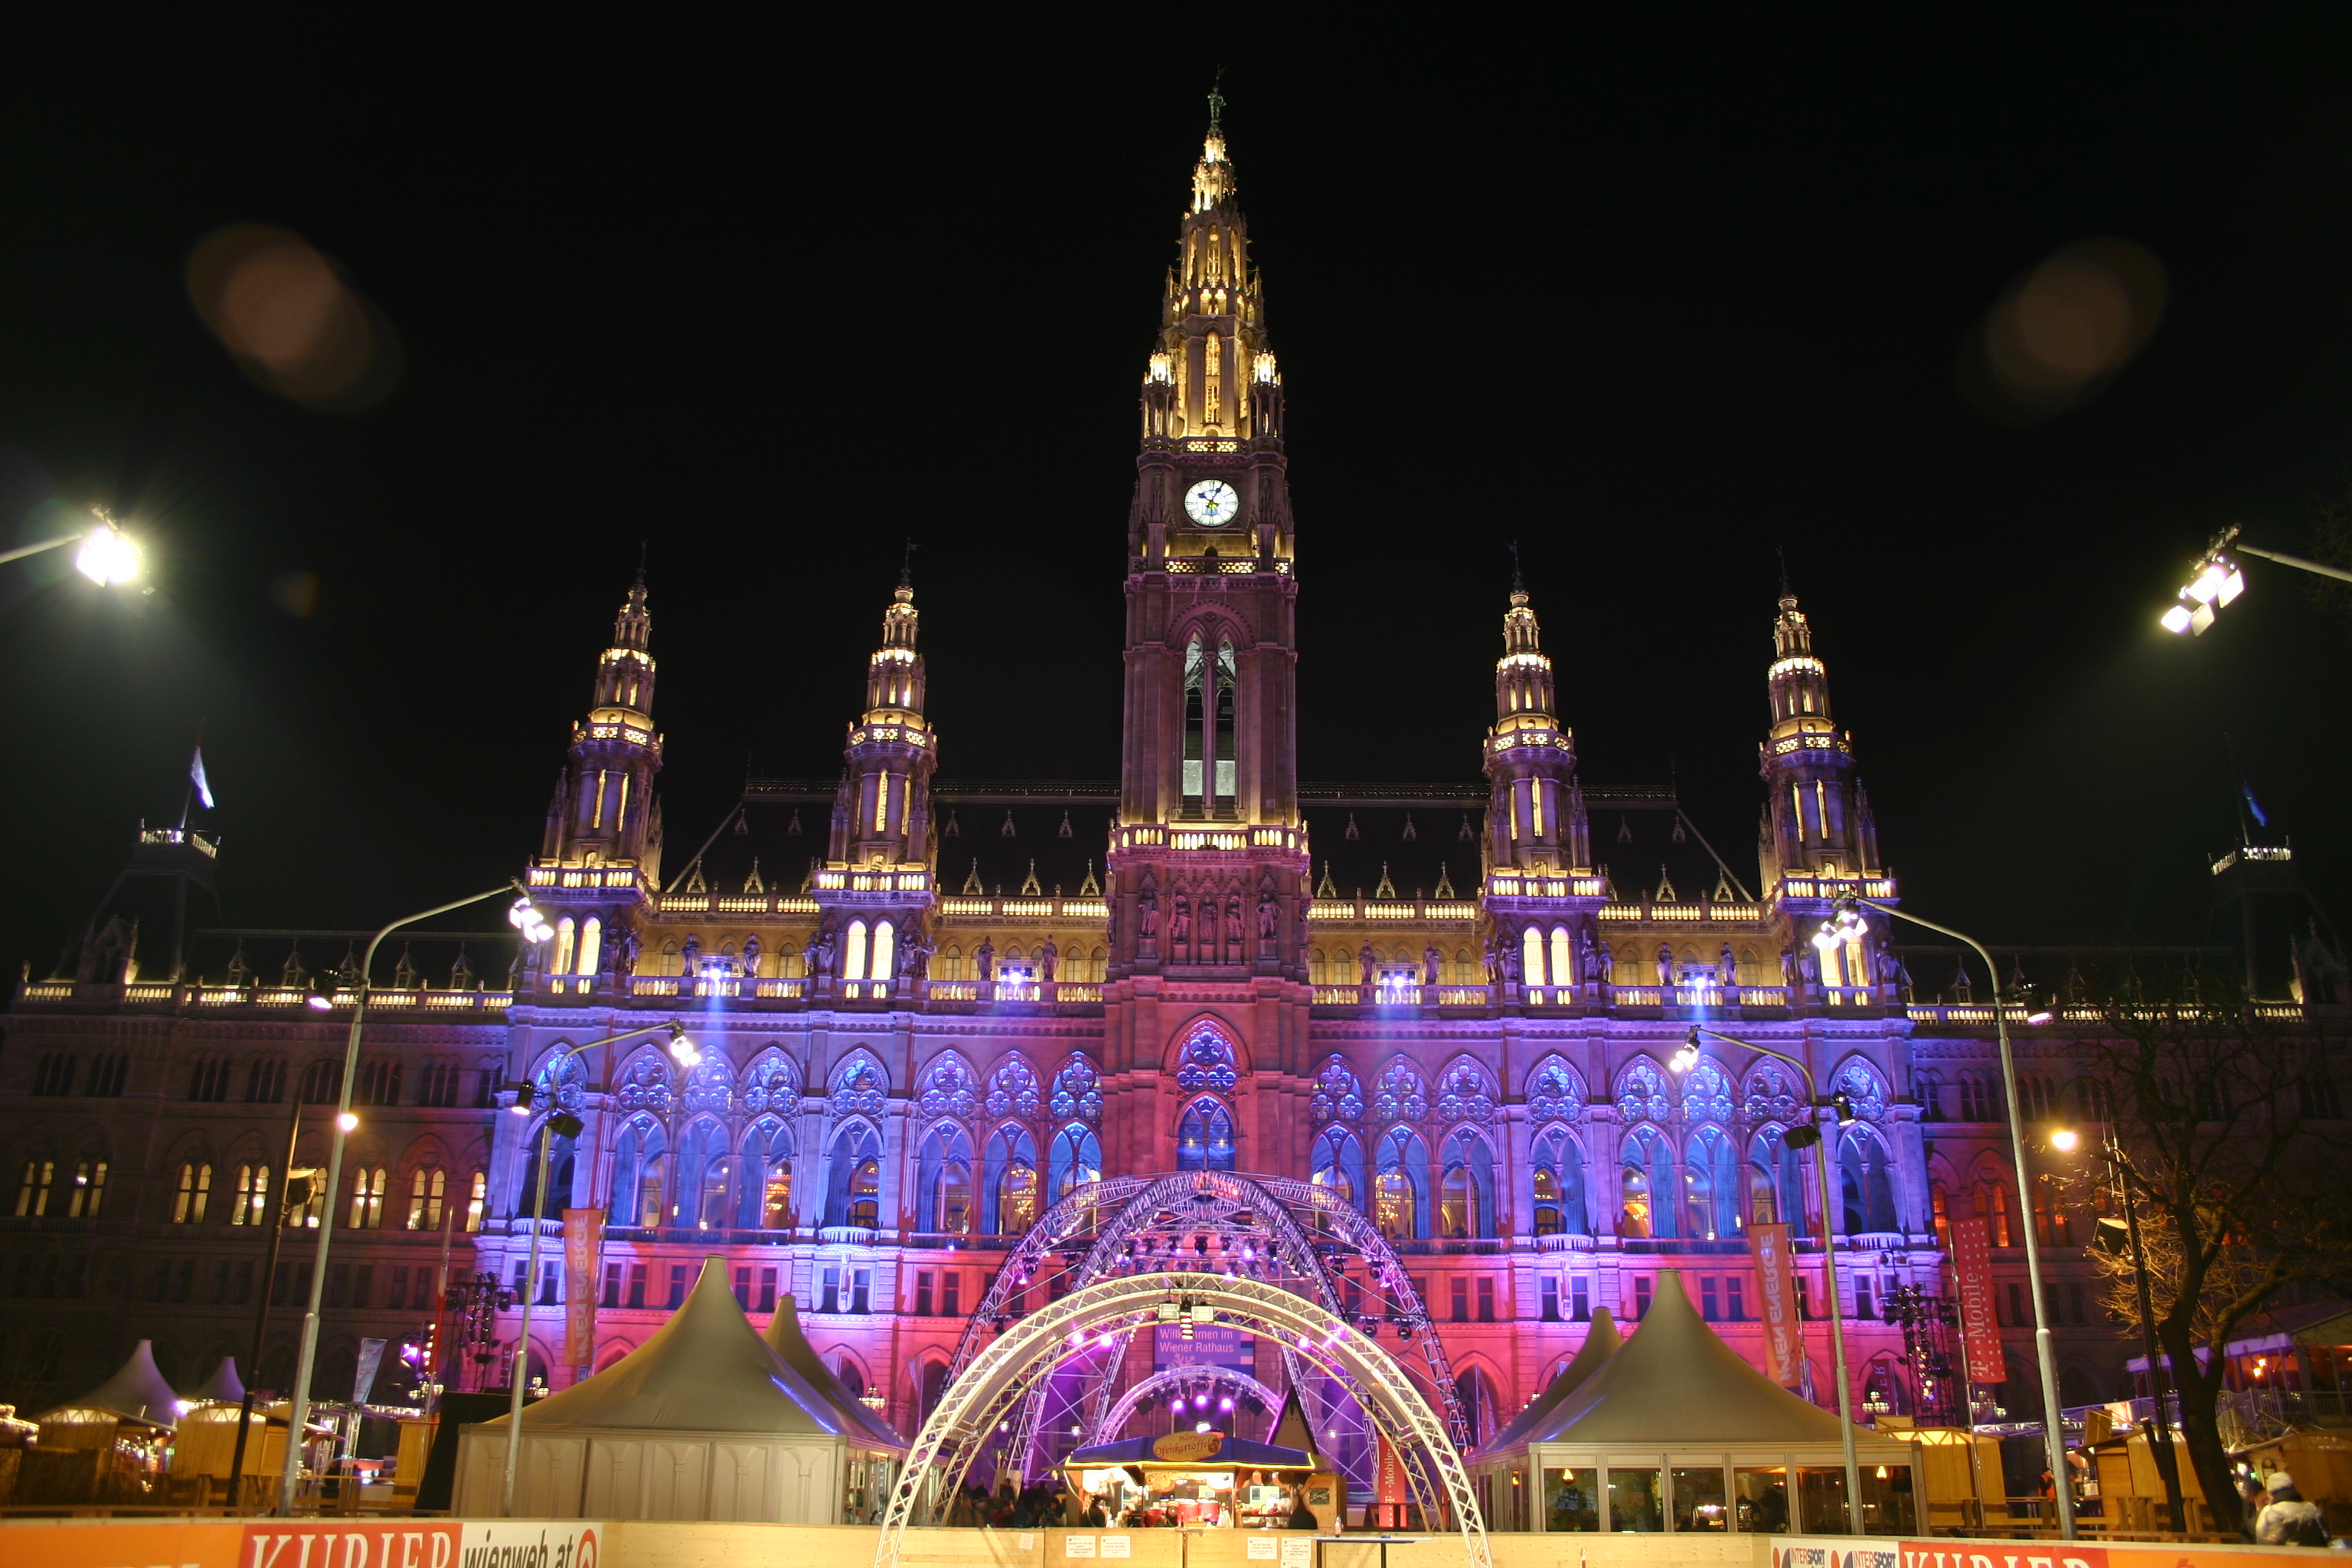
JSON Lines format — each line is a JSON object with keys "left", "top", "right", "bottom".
{"left": 2243, "top": 782, "right": 2269, "bottom": 828}
{"left": 189, "top": 746, "right": 214, "bottom": 809}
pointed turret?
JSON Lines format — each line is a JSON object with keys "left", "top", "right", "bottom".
{"left": 1482, "top": 577, "right": 1586, "bottom": 874}
{"left": 1757, "top": 591, "right": 1871, "bottom": 884}
{"left": 544, "top": 574, "right": 665, "bottom": 874}
{"left": 826, "top": 574, "right": 936, "bottom": 871}
{"left": 808, "top": 573, "right": 941, "bottom": 999}
{"left": 525, "top": 573, "right": 666, "bottom": 996}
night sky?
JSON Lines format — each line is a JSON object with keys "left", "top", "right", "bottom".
{"left": 5, "top": 19, "right": 2350, "bottom": 979}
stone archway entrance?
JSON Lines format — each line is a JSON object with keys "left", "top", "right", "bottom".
{"left": 874, "top": 1270, "right": 1491, "bottom": 1568}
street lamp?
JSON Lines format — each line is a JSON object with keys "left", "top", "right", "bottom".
{"left": 0, "top": 508, "right": 145, "bottom": 585}
{"left": 501, "top": 1018, "right": 692, "bottom": 1517}
{"left": 1674, "top": 1023, "right": 1863, "bottom": 1530}
{"left": 276, "top": 881, "right": 556, "bottom": 1516}
{"left": 1825, "top": 891, "right": 2076, "bottom": 1539}
{"left": 2159, "top": 522, "right": 2352, "bottom": 635}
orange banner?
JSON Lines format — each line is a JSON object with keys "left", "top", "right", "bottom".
{"left": 1949, "top": 1213, "right": 2004, "bottom": 1384}
{"left": 564, "top": 1207, "right": 604, "bottom": 1367}
{"left": 1751, "top": 1221, "right": 1803, "bottom": 1385}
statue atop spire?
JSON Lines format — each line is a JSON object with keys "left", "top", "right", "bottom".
{"left": 1193, "top": 73, "right": 1237, "bottom": 214}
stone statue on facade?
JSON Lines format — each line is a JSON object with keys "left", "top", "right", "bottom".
{"left": 740, "top": 933, "right": 761, "bottom": 979}
{"left": 812, "top": 928, "right": 837, "bottom": 978}
{"left": 1423, "top": 944, "right": 1441, "bottom": 985}
{"left": 1040, "top": 936, "right": 1059, "bottom": 981}
{"left": 1257, "top": 890, "right": 1279, "bottom": 941}
{"left": 975, "top": 938, "right": 995, "bottom": 982}
{"left": 1779, "top": 944, "right": 1798, "bottom": 985}
{"left": 1719, "top": 942, "right": 1737, "bottom": 988}
{"left": 1595, "top": 939, "right": 1613, "bottom": 984}
{"left": 679, "top": 933, "right": 701, "bottom": 976}
{"left": 1358, "top": 941, "right": 1376, "bottom": 985}
{"left": 616, "top": 926, "right": 641, "bottom": 978}
{"left": 1655, "top": 942, "right": 1674, "bottom": 988}
{"left": 1170, "top": 897, "right": 1191, "bottom": 948}
{"left": 1223, "top": 898, "right": 1243, "bottom": 949}
{"left": 1137, "top": 890, "right": 1159, "bottom": 946}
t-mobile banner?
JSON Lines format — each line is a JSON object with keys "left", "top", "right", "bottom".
{"left": 1949, "top": 1214, "right": 2005, "bottom": 1384}
{"left": 1750, "top": 1221, "right": 1803, "bottom": 1385}
{"left": 563, "top": 1207, "right": 604, "bottom": 1366}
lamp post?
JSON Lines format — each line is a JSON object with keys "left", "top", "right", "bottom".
{"left": 2158, "top": 522, "right": 2352, "bottom": 636}
{"left": 0, "top": 508, "right": 144, "bottom": 585}
{"left": 276, "top": 884, "right": 556, "bottom": 1515}
{"left": 500, "top": 1019, "right": 696, "bottom": 1517}
{"left": 1674, "top": 1024, "right": 1863, "bottom": 1530}
{"left": 1828, "top": 892, "right": 2076, "bottom": 1540}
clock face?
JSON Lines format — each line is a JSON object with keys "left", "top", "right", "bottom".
{"left": 1183, "top": 479, "right": 1240, "bottom": 526}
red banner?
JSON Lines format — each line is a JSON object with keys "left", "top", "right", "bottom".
{"left": 1949, "top": 1214, "right": 2005, "bottom": 1384}
{"left": 1370, "top": 1428, "right": 1408, "bottom": 1527}
{"left": 1750, "top": 1222, "right": 1802, "bottom": 1385}
{"left": 563, "top": 1207, "right": 604, "bottom": 1367}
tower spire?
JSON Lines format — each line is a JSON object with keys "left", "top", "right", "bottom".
{"left": 1483, "top": 576, "right": 1586, "bottom": 872}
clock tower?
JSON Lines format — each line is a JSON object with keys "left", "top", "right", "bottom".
{"left": 1103, "top": 88, "right": 1312, "bottom": 1175}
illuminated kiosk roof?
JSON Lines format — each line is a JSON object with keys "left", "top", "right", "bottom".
{"left": 763, "top": 1291, "right": 910, "bottom": 1455}
{"left": 1067, "top": 1432, "right": 1315, "bottom": 1469}
{"left": 1475, "top": 1307, "right": 1620, "bottom": 1456}
{"left": 38, "top": 1338, "right": 181, "bottom": 1429}
{"left": 489, "top": 1257, "right": 852, "bottom": 1439}
{"left": 1510, "top": 1272, "right": 1901, "bottom": 1450}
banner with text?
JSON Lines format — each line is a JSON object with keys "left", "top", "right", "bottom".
{"left": 1750, "top": 1222, "right": 1803, "bottom": 1385}
{"left": 1949, "top": 1214, "right": 2004, "bottom": 1384}
{"left": 1772, "top": 1536, "right": 2331, "bottom": 1568}
{"left": 0, "top": 1518, "right": 601, "bottom": 1568}
{"left": 563, "top": 1208, "right": 604, "bottom": 1366}
{"left": 1152, "top": 1323, "right": 1253, "bottom": 1372}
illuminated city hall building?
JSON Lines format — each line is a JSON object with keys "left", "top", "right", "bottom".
{"left": 4, "top": 104, "right": 2337, "bottom": 1485}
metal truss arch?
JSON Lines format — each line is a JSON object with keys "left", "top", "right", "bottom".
{"left": 874, "top": 1271, "right": 1489, "bottom": 1568}
{"left": 1096, "top": 1363, "right": 1282, "bottom": 1442}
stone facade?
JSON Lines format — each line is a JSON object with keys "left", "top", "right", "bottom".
{"left": 2, "top": 106, "right": 2299, "bottom": 1469}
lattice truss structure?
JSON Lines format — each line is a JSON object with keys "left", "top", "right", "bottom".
{"left": 875, "top": 1270, "right": 1491, "bottom": 1568}
{"left": 941, "top": 1172, "right": 1470, "bottom": 1485}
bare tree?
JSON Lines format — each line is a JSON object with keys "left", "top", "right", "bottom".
{"left": 2069, "top": 972, "right": 2352, "bottom": 1537}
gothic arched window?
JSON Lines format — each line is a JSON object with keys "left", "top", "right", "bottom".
{"left": 1685, "top": 1126, "right": 1739, "bottom": 1240}
{"left": 1174, "top": 1025, "right": 1239, "bottom": 1093}
{"left": 1176, "top": 1099, "right": 1235, "bottom": 1171}
{"left": 1048, "top": 1125, "right": 1102, "bottom": 1200}
{"left": 982, "top": 1126, "right": 1038, "bottom": 1233}
{"left": 1311, "top": 1126, "right": 1365, "bottom": 1209}
{"left": 1374, "top": 1127, "right": 1428, "bottom": 1239}
{"left": 1841, "top": 1128, "right": 1898, "bottom": 1235}
{"left": 1620, "top": 1126, "right": 1674, "bottom": 1240}
{"left": 918, "top": 1123, "right": 974, "bottom": 1234}
{"left": 1439, "top": 1131, "right": 1492, "bottom": 1240}
{"left": 1531, "top": 1128, "right": 1586, "bottom": 1236}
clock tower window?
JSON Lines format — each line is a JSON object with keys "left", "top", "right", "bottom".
{"left": 1181, "top": 635, "right": 1238, "bottom": 810}
{"left": 1203, "top": 330, "right": 1223, "bottom": 431}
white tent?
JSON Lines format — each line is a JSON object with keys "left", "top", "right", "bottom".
{"left": 1470, "top": 1272, "right": 1916, "bottom": 1536}
{"left": 185, "top": 1356, "right": 246, "bottom": 1406}
{"left": 761, "top": 1292, "right": 906, "bottom": 1524}
{"left": 36, "top": 1338, "right": 181, "bottom": 1432}
{"left": 1475, "top": 1308, "right": 1621, "bottom": 1459}
{"left": 455, "top": 1257, "right": 887, "bottom": 1521}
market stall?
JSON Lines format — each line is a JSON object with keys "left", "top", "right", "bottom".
{"left": 762, "top": 1292, "right": 906, "bottom": 1522}
{"left": 455, "top": 1256, "right": 898, "bottom": 1522}
{"left": 1063, "top": 1429, "right": 1321, "bottom": 1528}
{"left": 1469, "top": 1271, "right": 1916, "bottom": 1536}
{"left": 23, "top": 1339, "right": 181, "bottom": 1504}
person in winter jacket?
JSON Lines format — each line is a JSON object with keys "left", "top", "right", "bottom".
{"left": 2255, "top": 1471, "right": 2331, "bottom": 1547}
